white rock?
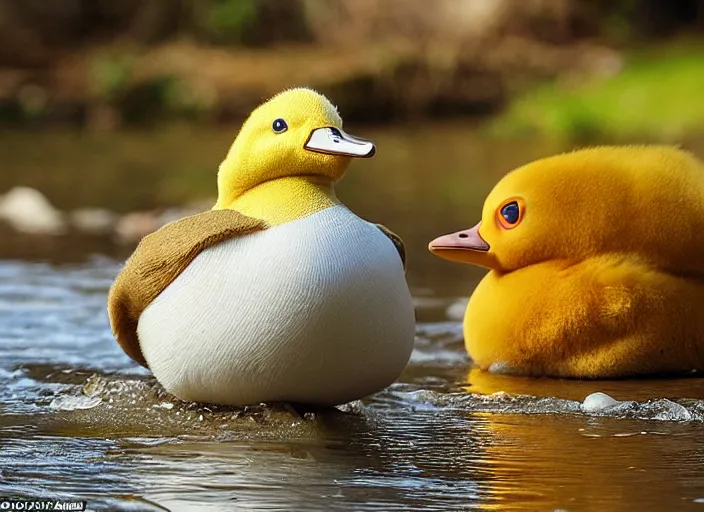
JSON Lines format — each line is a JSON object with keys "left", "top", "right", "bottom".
{"left": 115, "top": 212, "right": 161, "bottom": 244}
{"left": 446, "top": 297, "right": 469, "bottom": 321}
{"left": 70, "top": 208, "right": 118, "bottom": 235}
{"left": 0, "top": 187, "right": 66, "bottom": 235}
{"left": 582, "top": 392, "right": 621, "bottom": 413}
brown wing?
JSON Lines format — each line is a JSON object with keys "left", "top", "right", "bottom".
{"left": 107, "top": 209, "right": 267, "bottom": 367}
{"left": 375, "top": 224, "right": 406, "bottom": 269}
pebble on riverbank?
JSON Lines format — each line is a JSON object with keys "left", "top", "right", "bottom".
{"left": 114, "top": 212, "right": 163, "bottom": 244}
{"left": 445, "top": 298, "right": 469, "bottom": 321}
{"left": 0, "top": 187, "right": 66, "bottom": 235}
{"left": 582, "top": 392, "right": 623, "bottom": 413}
{"left": 69, "top": 208, "right": 118, "bottom": 235}
{"left": 0, "top": 186, "right": 203, "bottom": 244}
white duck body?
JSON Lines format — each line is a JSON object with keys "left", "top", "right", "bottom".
{"left": 137, "top": 205, "right": 416, "bottom": 406}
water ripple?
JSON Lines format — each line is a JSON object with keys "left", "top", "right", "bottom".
{"left": 5, "top": 258, "right": 704, "bottom": 511}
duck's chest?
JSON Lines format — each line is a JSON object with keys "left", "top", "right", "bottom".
{"left": 138, "top": 205, "right": 409, "bottom": 345}
{"left": 137, "top": 206, "right": 415, "bottom": 405}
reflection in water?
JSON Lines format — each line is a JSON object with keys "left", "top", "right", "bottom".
{"left": 115, "top": 412, "right": 493, "bottom": 511}
{"left": 477, "top": 414, "right": 704, "bottom": 512}
{"left": 2, "top": 258, "right": 704, "bottom": 510}
{"left": 2, "top": 128, "right": 704, "bottom": 510}
{"left": 465, "top": 368, "right": 704, "bottom": 403}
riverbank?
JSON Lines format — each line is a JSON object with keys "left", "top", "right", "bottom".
{"left": 489, "top": 41, "right": 704, "bottom": 141}
{"left": 4, "top": 39, "right": 704, "bottom": 143}
{"left": 0, "top": 37, "right": 619, "bottom": 129}
{"left": 3, "top": 1, "right": 704, "bottom": 133}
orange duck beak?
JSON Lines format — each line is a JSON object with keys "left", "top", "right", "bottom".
{"left": 428, "top": 222, "right": 500, "bottom": 270}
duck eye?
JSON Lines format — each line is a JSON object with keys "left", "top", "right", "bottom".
{"left": 497, "top": 200, "right": 522, "bottom": 229}
{"left": 501, "top": 202, "right": 519, "bottom": 223}
{"left": 272, "top": 118, "right": 288, "bottom": 134}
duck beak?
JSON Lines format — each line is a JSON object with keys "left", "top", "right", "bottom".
{"left": 428, "top": 222, "right": 500, "bottom": 270}
{"left": 304, "top": 127, "right": 376, "bottom": 158}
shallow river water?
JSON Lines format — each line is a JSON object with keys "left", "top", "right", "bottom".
{"left": 2, "top": 126, "right": 704, "bottom": 511}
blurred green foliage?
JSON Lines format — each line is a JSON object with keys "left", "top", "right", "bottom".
{"left": 199, "top": 0, "right": 257, "bottom": 43}
{"left": 0, "top": 0, "right": 702, "bottom": 129}
{"left": 91, "top": 55, "right": 134, "bottom": 101}
{"left": 487, "top": 44, "right": 704, "bottom": 142}
{"left": 599, "top": 0, "right": 638, "bottom": 43}
{"left": 90, "top": 53, "right": 215, "bottom": 123}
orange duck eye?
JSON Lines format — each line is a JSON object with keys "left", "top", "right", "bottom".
{"left": 497, "top": 199, "right": 524, "bottom": 229}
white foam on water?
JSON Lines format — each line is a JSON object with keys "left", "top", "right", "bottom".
{"left": 397, "top": 389, "right": 704, "bottom": 422}
{"left": 49, "top": 394, "right": 103, "bottom": 411}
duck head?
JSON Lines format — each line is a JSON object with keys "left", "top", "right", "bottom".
{"left": 215, "top": 88, "right": 375, "bottom": 208}
{"left": 429, "top": 146, "right": 704, "bottom": 274}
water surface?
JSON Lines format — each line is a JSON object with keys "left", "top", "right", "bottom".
{"left": 2, "top": 127, "right": 704, "bottom": 511}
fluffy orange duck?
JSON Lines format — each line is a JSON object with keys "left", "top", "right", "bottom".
{"left": 429, "top": 146, "right": 704, "bottom": 378}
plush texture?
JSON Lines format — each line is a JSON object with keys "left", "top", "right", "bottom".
{"left": 137, "top": 206, "right": 415, "bottom": 406}
{"left": 107, "top": 87, "right": 413, "bottom": 405}
{"left": 432, "top": 145, "right": 704, "bottom": 378}
{"left": 215, "top": 88, "right": 347, "bottom": 212}
{"left": 107, "top": 209, "right": 266, "bottom": 366}
{"left": 376, "top": 223, "right": 406, "bottom": 268}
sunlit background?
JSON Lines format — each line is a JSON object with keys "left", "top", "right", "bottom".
{"left": 2, "top": 0, "right": 704, "bottom": 290}
{"left": 3, "top": 2, "right": 704, "bottom": 511}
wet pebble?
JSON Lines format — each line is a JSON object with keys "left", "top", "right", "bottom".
{"left": 0, "top": 185, "right": 209, "bottom": 243}
{"left": 582, "top": 392, "right": 623, "bottom": 413}
{"left": 70, "top": 208, "right": 118, "bottom": 235}
{"left": 115, "top": 207, "right": 204, "bottom": 243}
{"left": 115, "top": 211, "right": 162, "bottom": 244}
{"left": 445, "top": 297, "right": 469, "bottom": 321}
{"left": 0, "top": 187, "right": 66, "bottom": 235}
